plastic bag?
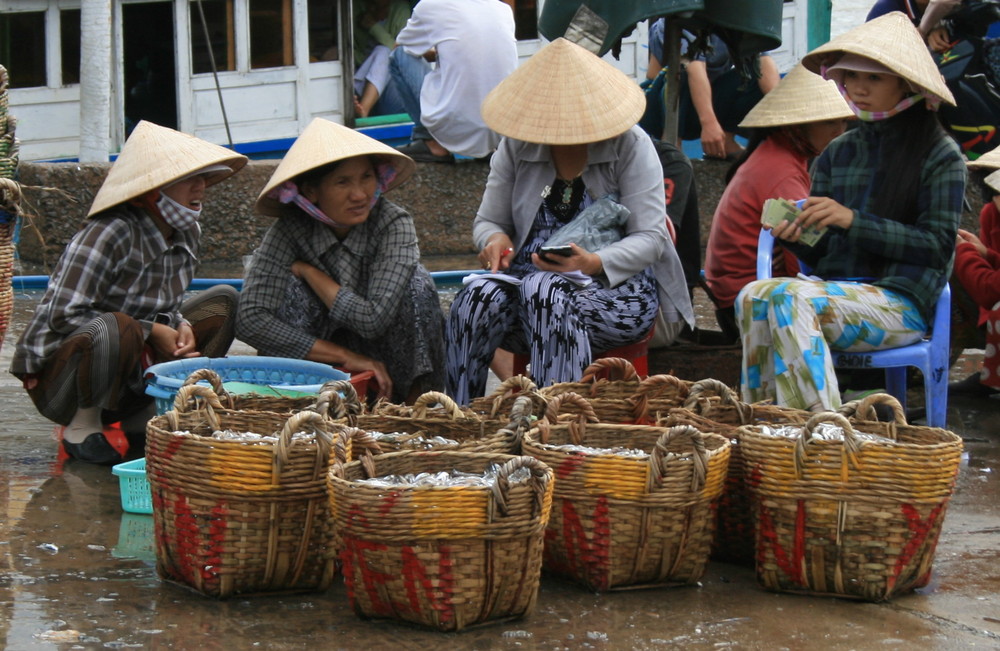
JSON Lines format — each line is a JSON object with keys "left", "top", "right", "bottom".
{"left": 542, "top": 194, "right": 629, "bottom": 252}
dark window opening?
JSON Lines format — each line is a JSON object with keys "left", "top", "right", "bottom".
{"left": 504, "top": 0, "right": 538, "bottom": 41}
{"left": 1, "top": 12, "right": 47, "bottom": 88}
{"left": 60, "top": 9, "right": 81, "bottom": 85}
{"left": 191, "top": 0, "right": 236, "bottom": 74}
{"left": 250, "top": 0, "right": 293, "bottom": 69}
{"left": 123, "top": 2, "right": 177, "bottom": 134}
{"left": 307, "top": 0, "right": 339, "bottom": 62}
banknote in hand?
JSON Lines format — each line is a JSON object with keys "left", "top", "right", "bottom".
{"left": 760, "top": 198, "right": 826, "bottom": 247}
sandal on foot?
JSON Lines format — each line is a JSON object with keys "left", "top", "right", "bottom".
{"left": 62, "top": 432, "right": 124, "bottom": 465}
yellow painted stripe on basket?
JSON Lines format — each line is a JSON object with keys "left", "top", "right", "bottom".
{"left": 410, "top": 488, "right": 488, "bottom": 538}
{"left": 584, "top": 457, "right": 649, "bottom": 500}
{"left": 204, "top": 449, "right": 275, "bottom": 490}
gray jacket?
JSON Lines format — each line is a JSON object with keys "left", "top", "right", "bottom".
{"left": 472, "top": 125, "right": 695, "bottom": 332}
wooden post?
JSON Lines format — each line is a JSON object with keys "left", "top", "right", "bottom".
{"left": 660, "top": 18, "right": 682, "bottom": 145}
{"left": 341, "top": 0, "right": 356, "bottom": 127}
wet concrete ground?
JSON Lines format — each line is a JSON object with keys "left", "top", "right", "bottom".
{"left": 2, "top": 288, "right": 1000, "bottom": 650}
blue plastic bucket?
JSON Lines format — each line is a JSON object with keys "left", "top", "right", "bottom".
{"left": 144, "top": 356, "right": 349, "bottom": 414}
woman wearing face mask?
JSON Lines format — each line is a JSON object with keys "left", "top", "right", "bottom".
{"left": 237, "top": 118, "right": 445, "bottom": 405}
{"left": 735, "top": 11, "right": 967, "bottom": 413}
{"left": 10, "top": 121, "right": 247, "bottom": 464}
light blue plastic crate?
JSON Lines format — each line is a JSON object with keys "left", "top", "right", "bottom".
{"left": 143, "top": 356, "right": 349, "bottom": 414}
{"left": 111, "top": 457, "right": 152, "bottom": 514}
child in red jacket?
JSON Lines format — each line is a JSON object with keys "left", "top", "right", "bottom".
{"left": 951, "top": 166, "right": 1000, "bottom": 395}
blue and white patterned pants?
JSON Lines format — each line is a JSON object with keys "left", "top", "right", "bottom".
{"left": 445, "top": 270, "right": 657, "bottom": 405}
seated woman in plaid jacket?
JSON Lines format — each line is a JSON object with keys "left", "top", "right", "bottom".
{"left": 237, "top": 118, "right": 445, "bottom": 404}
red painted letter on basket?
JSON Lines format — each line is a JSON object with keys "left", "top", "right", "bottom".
{"left": 549, "top": 497, "right": 611, "bottom": 591}
{"left": 340, "top": 535, "right": 394, "bottom": 616}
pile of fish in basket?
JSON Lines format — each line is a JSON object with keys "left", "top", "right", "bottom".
{"left": 140, "top": 357, "right": 963, "bottom": 631}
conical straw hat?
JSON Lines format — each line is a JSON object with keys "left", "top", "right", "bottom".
{"left": 801, "top": 11, "right": 955, "bottom": 107}
{"left": 256, "top": 118, "right": 415, "bottom": 217}
{"left": 968, "top": 144, "right": 1000, "bottom": 170}
{"left": 88, "top": 121, "right": 247, "bottom": 217}
{"left": 739, "top": 63, "right": 854, "bottom": 128}
{"left": 481, "top": 38, "right": 645, "bottom": 145}
{"left": 986, "top": 169, "right": 1000, "bottom": 194}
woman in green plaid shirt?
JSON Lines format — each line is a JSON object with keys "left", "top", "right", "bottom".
{"left": 735, "top": 12, "right": 967, "bottom": 412}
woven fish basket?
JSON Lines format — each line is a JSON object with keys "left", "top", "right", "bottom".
{"left": 740, "top": 412, "right": 963, "bottom": 601}
{"left": 656, "top": 379, "right": 812, "bottom": 566}
{"left": 328, "top": 450, "right": 554, "bottom": 631}
{"left": 322, "top": 390, "right": 535, "bottom": 455}
{"left": 146, "top": 384, "right": 354, "bottom": 598}
{"left": 468, "top": 374, "right": 548, "bottom": 420}
{"left": 522, "top": 394, "right": 731, "bottom": 591}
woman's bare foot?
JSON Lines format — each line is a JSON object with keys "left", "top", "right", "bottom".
{"left": 354, "top": 96, "right": 369, "bottom": 118}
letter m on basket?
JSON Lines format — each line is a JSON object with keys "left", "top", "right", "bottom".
{"left": 545, "top": 496, "right": 611, "bottom": 591}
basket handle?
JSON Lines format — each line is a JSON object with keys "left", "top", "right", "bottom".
{"left": 839, "top": 393, "right": 906, "bottom": 429}
{"left": 542, "top": 391, "right": 598, "bottom": 423}
{"left": 412, "top": 391, "right": 464, "bottom": 419}
{"left": 683, "top": 378, "right": 753, "bottom": 424}
{"left": 275, "top": 410, "right": 336, "bottom": 474}
{"left": 328, "top": 427, "right": 379, "bottom": 482}
{"left": 309, "top": 389, "right": 358, "bottom": 422}
{"left": 166, "top": 384, "right": 224, "bottom": 432}
{"left": 495, "top": 395, "right": 538, "bottom": 451}
{"left": 482, "top": 375, "right": 542, "bottom": 419}
{"left": 631, "top": 374, "right": 692, "bottom": 422}
{"left": 172, "top": 382, "right": 226, "bottom": 415}
{"left": 490, "top": 455, "right": 552, "bottom": 518}
{"left": 181, "top": 368, "right": 227, "bottom": 394}
{"left": 319, "top": 378, "right": 360, "bottom": 407}
{"left": 795, "top": 412, "right": 863, "bottom": 480}
{"left": 580, "top": 357, "right": 638, "bottom": 384}
{"left": 650, "top": 425, "right": 708, "bottom": 494}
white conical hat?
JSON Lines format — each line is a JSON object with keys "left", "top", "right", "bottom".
{"left": 255, "top": 118, "right": 416, "bottom": 217}
{"left": 968, "top": 144, "right": 1000, "bottom": 170}
{"left": 801, "top": 11, "right": 955, "bottom": 107}
{"left": 480, "top": 38, "right": 645, "bottom": 145}
{"left": 986, "top": 170, "right": 1000, "bottom": 194}
{"left": 87, "top": 121, "right": 247, "bottom": 217}
{"left": 739, "top": 63, "right": 854, "bottom": 128}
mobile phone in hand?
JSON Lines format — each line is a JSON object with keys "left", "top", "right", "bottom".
{"left": 540, "top": 245, "right": 573, "bottom": 261}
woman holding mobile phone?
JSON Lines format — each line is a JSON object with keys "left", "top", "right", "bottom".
{"left": 444, "top": 38, "right": 694, "bottom": 404}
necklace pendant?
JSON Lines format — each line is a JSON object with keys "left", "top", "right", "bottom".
{"left": 561, "top": 185, "right": 573, "bottom": 204}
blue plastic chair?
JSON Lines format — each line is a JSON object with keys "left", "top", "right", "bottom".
{"left": 756, "top": 229, "right": 950, "bottom": 427}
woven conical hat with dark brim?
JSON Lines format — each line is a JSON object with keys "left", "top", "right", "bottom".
{"left": 481, "top": 38, "right": 645, "bottom": 145}
{"left": 801, "top": 11, "right": 955, "bottom": 107}
{"left": 739, "top": 63, "right": 854, "bottom": 129}
{"left": 968, "top": 144, "right": 1000, "bottom": 170}
{"left": 87, "top": 121, "right": 248, "bottom": 218}
{"left": 256, "top": 118, "right": 416, "bottom": 217}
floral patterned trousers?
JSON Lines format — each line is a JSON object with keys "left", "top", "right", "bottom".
{"left": 736, "top": 278, "right": 928, "bottom": 411}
